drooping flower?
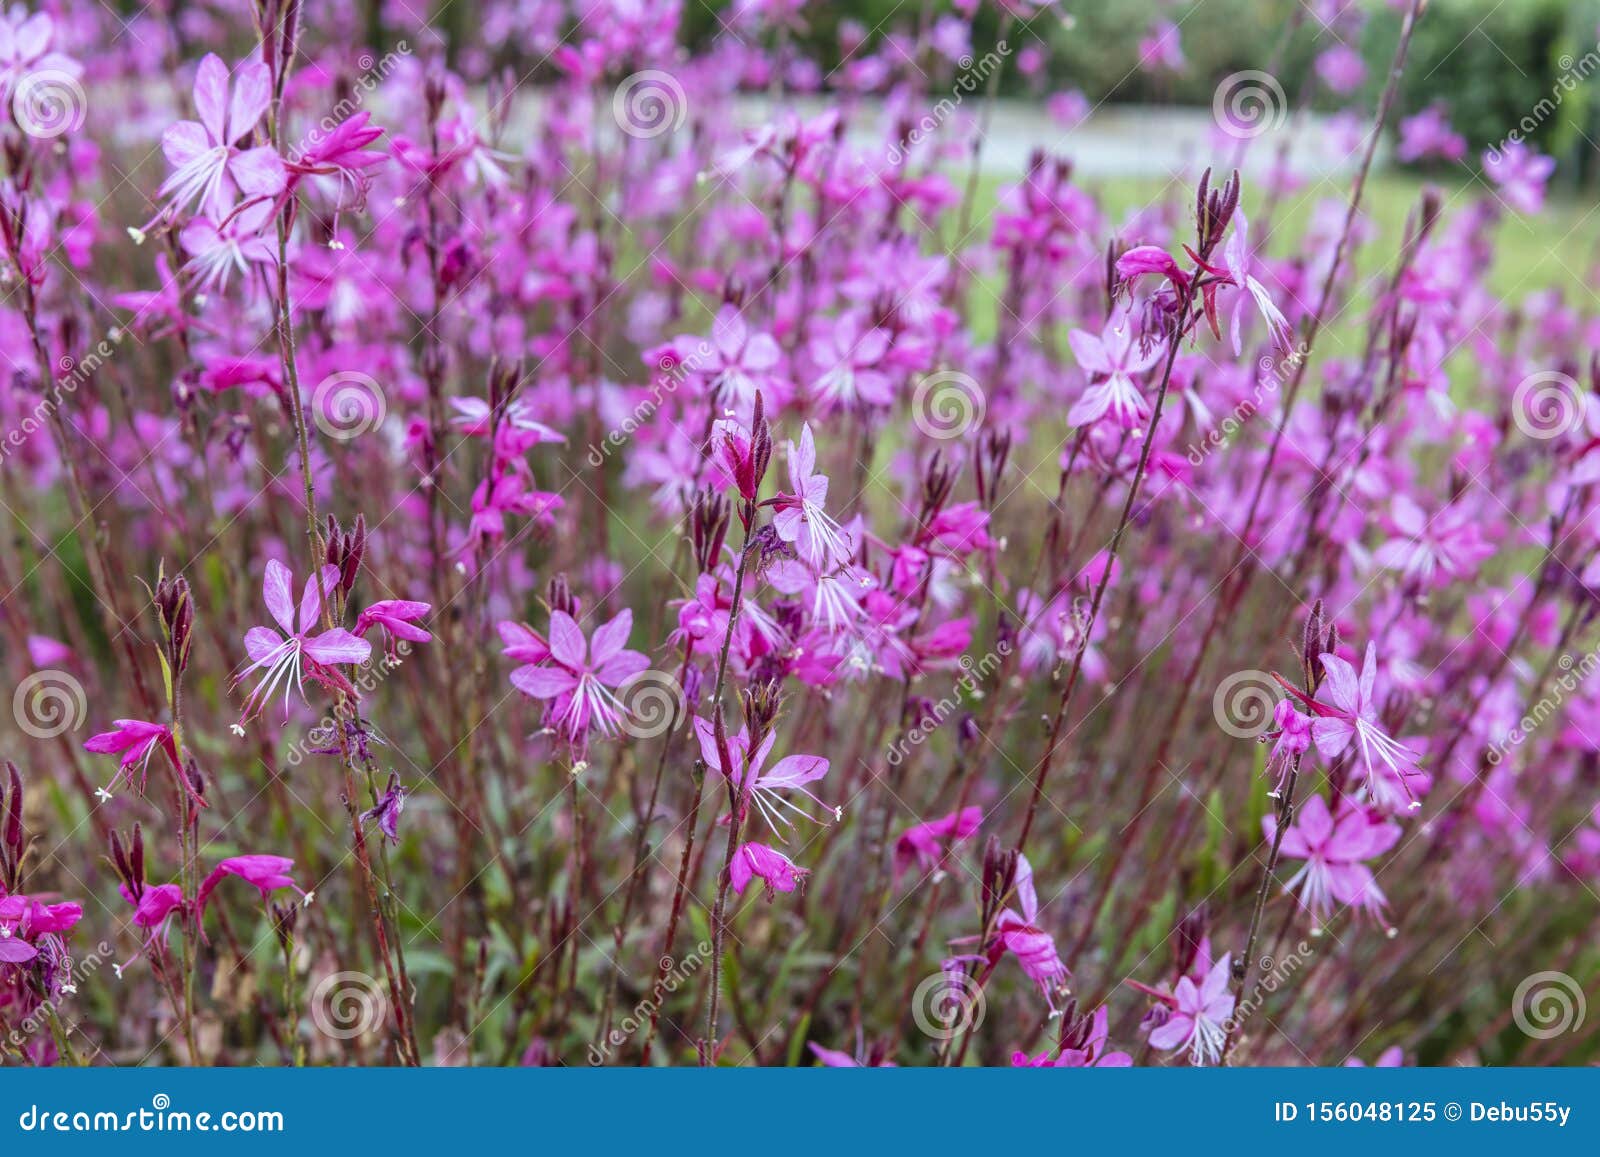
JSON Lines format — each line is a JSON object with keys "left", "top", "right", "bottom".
{"left": 507, "top": 609, "right": 650, "bottom": 745}
{"left": 988, "top": 855, "right": 1069, "bottom": 1007}
{"left": 354, "top": 600, "right": 434, "bottom": 653}
{"left": 894, "top": 806, "right": 982, "bottom": 880}
{"left": 234, "top": 560, "right": 372, "bottom": 723}
{"left": 195, "top": 854, "right": 309, "bottom": 918}
{"left": 83, "top": 719, "right": 177, "bottom": 796}
{"left": 728, "top": 842, "right": 807, "bottom": 898}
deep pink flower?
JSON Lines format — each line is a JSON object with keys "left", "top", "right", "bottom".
{"left": 195, "top": 854, "right": 308, "bottom": 918}
{"left": 988, "top": 855, "right": 1069, "bottom": 1007}
{"left": 894, "top": 806, "right": 982, "bottom": 880}
{"left": 354, "top": 600, "right": 434, "bottom": 651}
{"left": 84, "top": 719, "right": 177, "bottom": 795}
{"left": 729, "top": 842, "right": 807, "bottom": 898}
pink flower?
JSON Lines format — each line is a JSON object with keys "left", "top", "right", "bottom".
{"left": 84, "top": 719, "right": 177, "bottom": 796}
{"left": 989, "top": 855, "right": 1069, "bottom": 1006}
{"left": 1266, "top": 795, "right": 1400, "bottom": 929}
{"left": 234, "top": 560, "right": 372, "bottom": 722}
{"left": 1147, "top": 953, "right": 1234, "bottom": 1066}
{"left": 771, "top": 424, "right": 852, "bottom": 569}
{"left": 195, "top": 854, "right": 308, "bottom": 918}
{"left": 1067, "top": 309, "right": 1164, "bottom": 429}
{"left": 178, "top": 198, "right": 276, "bottom": 291}
{"left": 1115, "top": 245, "right": 1190, "bottom": 293}
{"left": 1010, "top": 1005, "right": 1131, "bottom": 1067}
{"left": 729, "top": 842, "right": 807, "bottom": 898}
{"left": 894, "top": 806, "right": 982, "bottom": 879}
{"left": 155, "top": 54, "right": 286, "bottom": 221}
{"left": 1484, "top": 141, "right": 1555, "bottom": 215}
{"left": 1396, "top": 104, "right": 1465, "bottom": 163}
{"left": 508, "top": 609, "right": 651, "bottom": 744}
{"left": 691, "top": 717, "right": 836, "bottom": 834}
{"left": 1310, "top": 643, "right": 1423, "bottom": 808}
{"left": 354, "top": 600, "right": 434, "bottom": 651}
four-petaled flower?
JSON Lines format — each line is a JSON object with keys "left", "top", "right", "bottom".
{"left": 235, "top": 560, "right": 372, "bottom": 723}
{"left": 508, "top": 609, "right": 650, "bottom": 745}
